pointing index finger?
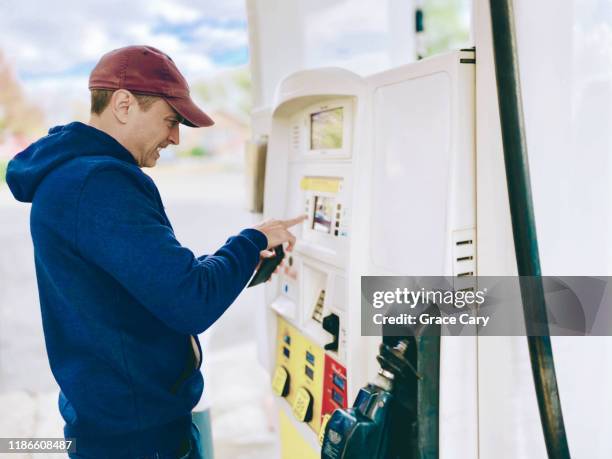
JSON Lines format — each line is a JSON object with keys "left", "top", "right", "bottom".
{"left": 282, "top": 214, "right": 308, "bottom": 228}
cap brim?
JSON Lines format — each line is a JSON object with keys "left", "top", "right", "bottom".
{"left": 164, "top": 96, "right": 214, "bottom": 128}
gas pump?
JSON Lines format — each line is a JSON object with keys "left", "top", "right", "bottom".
{"left": 257, "top": 49, "right": 477, "bottom": 459}
{"left": 246, "top": 1, "right": 612, "bottom": 456}
{"left": 260, "top": 67, "right": 372, "bottom": 459}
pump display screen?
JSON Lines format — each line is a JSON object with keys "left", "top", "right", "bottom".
{"left": 310, "top": 107, "right": 343, "bottom": 150}
{"left": 312, "top": 196, "right": 334, "bottom": 233}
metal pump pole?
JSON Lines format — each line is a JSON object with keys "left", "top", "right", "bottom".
{"left": 488, "top": 1, "right": 571, "bottom": 457}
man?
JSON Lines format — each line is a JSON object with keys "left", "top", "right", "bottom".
{"left": 6, "top": 45, "right": 303, "bottom": 458}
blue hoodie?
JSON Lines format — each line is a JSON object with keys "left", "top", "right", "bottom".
{"left": 6, "top": 122, "right": 267, "bottom": 457}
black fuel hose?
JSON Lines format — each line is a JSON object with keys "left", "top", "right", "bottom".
{"left": 488, "top": 1, "right": 571, "bottom": 457}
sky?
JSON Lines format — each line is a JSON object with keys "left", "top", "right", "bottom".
{"left": 0, "top": 0, "right": 249, "bottom": 125}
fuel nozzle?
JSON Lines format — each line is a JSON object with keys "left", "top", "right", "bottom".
{"left": 321, "top": 337, "right": 432, "bottom": 459}
{"left": 375, "top": 338, "right": 419, "bottom": 409}
{"left": 377, "top": 339, "right": 418, "bottom": 384}
{"left": 373, "top": 368, "right": 395, "bottom": 392}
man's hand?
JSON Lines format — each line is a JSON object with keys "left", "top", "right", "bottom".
{"left": 254, "top": 215, "right": 307, "bottom": 251}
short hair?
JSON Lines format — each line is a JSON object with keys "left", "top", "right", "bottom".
{"left": 90, "top": 89, "right": 159, "bottom": 115}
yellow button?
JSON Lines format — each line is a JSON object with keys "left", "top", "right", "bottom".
{"left": 319, "top": 413, "right": 332, "bottom": 445}
{"left": 292, "top": 387, "right": 313, "bottom": 422}
{"left": 272, "top": 366, "right": 290, "bottom": 397}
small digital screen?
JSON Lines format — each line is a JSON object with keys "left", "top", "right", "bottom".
{"left": 332, "top": 389, "right": 344, "bottom": 406}
{"left": 305, "top": 366, "right": 314, "bottom": 380}
{"left": 305, "top": 351, "right": 316, "bottom": 365}
{"left": 283, "top": 335, "right": 291, "bottom": 345}
{"left": 332, "top": 374, "right": 346, "bottom": 391}
{"left": 310, "top": 107, "right": 343, "bottom": 150}
{"left": 312, "top": 196, "right": 334, "bottom": 234}
{"left": 283, "top": 347, "right": 290, "bottom": 358}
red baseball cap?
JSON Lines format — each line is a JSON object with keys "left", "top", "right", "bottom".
{"left": 89, "top": 45, "right": 214, "bottom": 127}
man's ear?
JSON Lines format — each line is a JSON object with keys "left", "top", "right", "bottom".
{"left": 110, "top": 90, "right": 133, "bottom": 124}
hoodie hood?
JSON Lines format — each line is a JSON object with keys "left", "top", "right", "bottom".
{"left": 6, "top": 122, "right": 137, "bottom": 203}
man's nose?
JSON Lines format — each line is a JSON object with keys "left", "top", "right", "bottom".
{"left": 168, "top": 125, "right": 180, "bottom": 145}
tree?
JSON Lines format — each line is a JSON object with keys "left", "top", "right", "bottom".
{"left": 0, "top": 49, "right": 44, "bottom": 140}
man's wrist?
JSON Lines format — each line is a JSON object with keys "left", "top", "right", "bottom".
{"left": 240, "top": 228, "right": 268, "bottom": 251}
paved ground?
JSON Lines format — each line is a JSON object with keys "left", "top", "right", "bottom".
{"left": 0, "top": 159, "right": 278, "bottom": 459}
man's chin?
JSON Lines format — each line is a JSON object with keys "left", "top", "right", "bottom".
{"left": 143, "top": 156, "right": 160, "bottom": 168}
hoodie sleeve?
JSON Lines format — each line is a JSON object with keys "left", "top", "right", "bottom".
{"left": 75, "top": 167, "right": 268, "bottom": 335}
